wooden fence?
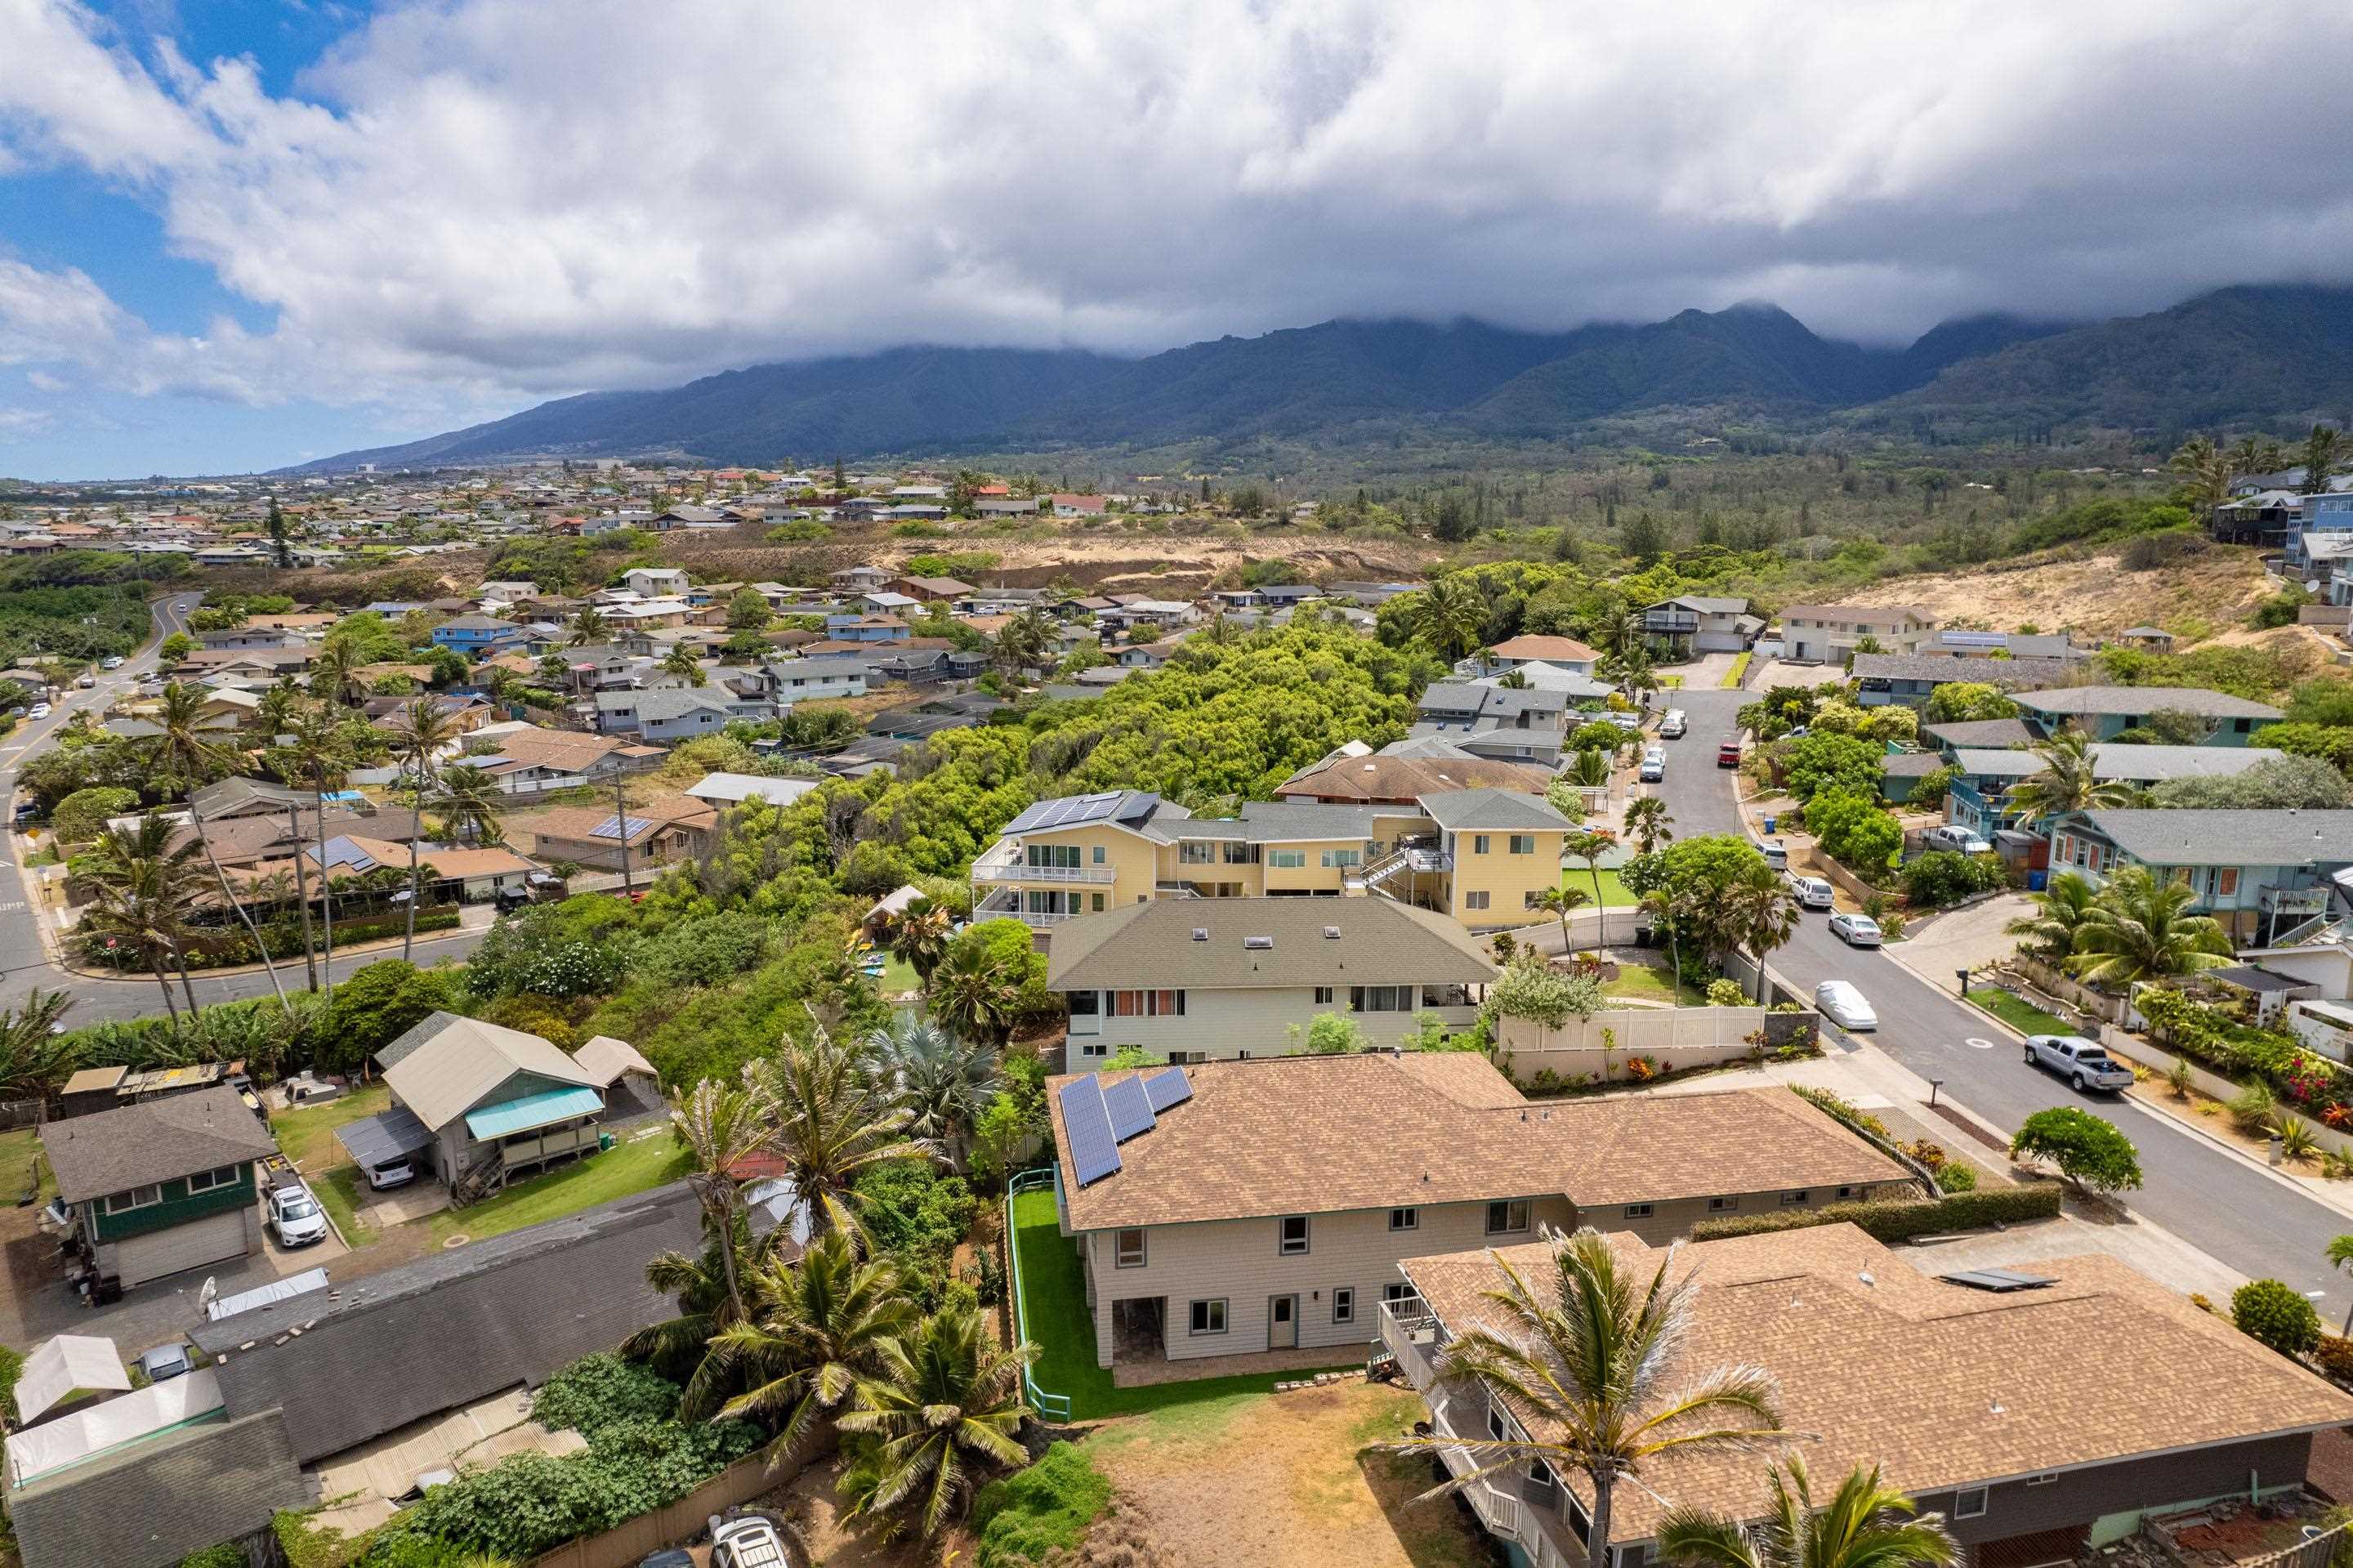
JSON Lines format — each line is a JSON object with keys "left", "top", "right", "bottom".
{"left": 525, "top": 1439, "right": 824, "bottom": 1568}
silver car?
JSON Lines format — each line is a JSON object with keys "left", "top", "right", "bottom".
{"left": 1922, "top": 824, "right": 1994, "bottom": 855}
{"left": 268, "top": 1182, "right": 330, "bottom": 1247}
{"left": 2024, "top": 1034, "right": 2134, "bottom": 1093}
{"left": 1828, "top": 912, "right": 1882, "bottom": 946}
{"left": 1814, "top": 979, "right": 1877, "bottom": 1031}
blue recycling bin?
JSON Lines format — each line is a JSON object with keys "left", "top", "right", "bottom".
{"left": 1762, "top": 815, "right": 1777, "bottom": 834}
{"left": 2026, "top": 869, "right": 2047, "bottom": 891}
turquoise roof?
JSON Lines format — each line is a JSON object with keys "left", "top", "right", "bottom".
{"left": 464, "top": 1085, "right": 603, "bottom": 1141}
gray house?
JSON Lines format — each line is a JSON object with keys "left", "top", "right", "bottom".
{"left": 346, "top": 1012, "right": 607, "bottom": 1199}
{"left": 594, "top": 686, "right": 743, "bottom": 740}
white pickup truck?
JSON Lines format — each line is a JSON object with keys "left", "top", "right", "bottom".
{"left": 2023, "top": 1034, "right": 2134, "bottom": 1093}
{"left": 711, "top": 1515, "right": 792, "bottom": 1568}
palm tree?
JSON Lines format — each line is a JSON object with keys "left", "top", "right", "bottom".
{"left": 253, "top": 679, "right": 301, "bottom": 739}
{"left": 1625, "top": 795, "right": 1674, "bottom": 857}
{"left": 570, "top": 606, "right": 609, "bottom": 646}
{"left": 1532, "top": 885, "right": 1590, "bottom": 956}
{"left": 868, "top": 1016, "right": 1000, "bottom": 1168}
{"left": 1413, "top": 579, "right": 1488, "bottom": 663}
{"left": 672, "top": 1076, "right": 776, "bottom": 1321}
{"left": 661, "top": 644, "right": 708, "bottom": 686}
{"left": 993, "top": 609, "right": 1056, "bottom": 683}
{"left": 1385, "top": 1229, "right": 1787, "bottom": 1568}
{"left": 2303, "top": 426, "right": 2346, "bottom": 497}
{"left": 1566, "top": 748, "right": 1612, "bottom": 789}
{"left": 147, "top": 681, "right": 236, "bottom": 795}
{"left": 2069, "top": 865, "right": 2234, "bottom": 986}
{"left": 82, "top": 818, "right": 207, "bottom": 1019}
{"left": 434, "top": 763, "right": 505, "bottom": 846}
{"left": 2003, "top": 869, "right": 2099, "bottom": 963}
{"left": 885, "top": 897, "right": 953, "bottom": 985}
{"left": 1638, "top": 888, "right": 1692, "bottom": 1004}
{"left": 0, "top": 989, "right": 75, "bottom": 1101}
{"left": 2326, "top": 1235, "right": 2353, "bottom": 1335}
{"left": 1726, "top": 862, "right": 1802, "bottom": 1004}
{"left": 837, "top": 1305, "right": 1035, "bottom": 1542}
{"left": 707, "top": 1231, "right": 918, "bottom": 1440}
{"left": 386, "top": 696, "right": 462, "bottom": 959}
{"left": 927, "top": 940, "right": 1023, "bottom": 1047}
{"left": 1565, "top": 829, "right": 1618, "bottom": 947}
{"left": 2003, "top": 726, "right": 2134, "bottom": 825}
{"left": 2168, "top": 434, "right": 2233, "bottom": 518}
{"left": 1656, "top": 1458, "right": 1957, "bottom": 1568}
{"left": 283, "top": 709, "right": 351, "bottom": 998}
{"left": 746, "top": 1020, "right": 931, "bottom": 1237}
{"left": 309, "top": 638, "right": 368, "bottom": 708}
{"left": 623, "top": 1217, "right": 794, "bottom": 1416}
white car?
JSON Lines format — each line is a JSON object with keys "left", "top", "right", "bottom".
{"left": 1828, "top": 912, "right": 1882, "bottom": 947}
{"left": 1922, "top": 824, "right": 1994, "bottom": 855}
{"left": 100, "top": 656, "right": 123, "bottom": 670}
{"left": 1659, "top": 709, "right": 1688, "bottom": 739}
{"left": 1814, "top": 979, "right": 1877, "bottom": 1031}
{"left": 1638, "top": 748, "right": 1666, "bottom": 782}
{"left": 267, "top": 1182, "right": 330, "bottom": 1247}
{"left": 711, "top": 1516, "right": 793, "bottom": 1568}
{"left": 2024, "top": 1034, "right": 2135, "bottom": 1093}
{"left": 1785, "top": 873, "right": 1834, "bottom": 910}
{"left": 367, "top": 1159, "right": 417, "bottom": 1191}
{"left": 27, "top": 704, "right": 48, "bottom": 720}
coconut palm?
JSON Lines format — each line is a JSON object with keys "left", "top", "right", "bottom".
{"left": 0, "top": 989, "right": 76, "bottom": 1101}
{"left": 1385, "top": 1228, "right": 1787, "bottom": 1568}
{"left": 434, "top": 763, "right": 505, "bottom": 846}
{"left": 1655, "top": 1458, "right": 1957, "bottom": 1568}
{"left": 707, "top": 1231, "right": 918, "bottom": 1441}
{"left": 2002, "top": 726, "right": 2134, "bottom": 826}
{"left": 570, "top": 606, "right": 609, "bottom": 646}
{"left": 926, "top": 939, "right": 1024, "bottom": 1047}
{"left": 2168, "top": 434, "right": 2233, "bottom": 518}
{"left": 253, "top": 679, "right": 301, "bottom": 740}
{"left": 309, "top": 637, "right": 368, "bottom": 708}
{"left": 2068, "top": 865, "right": 2234, "bottom": 986}
{"left": 1639, "top": 888, "right": 1695, "bottom": 1006}
{"left": 1567, "top": 747, "right": 1613, "bottom": 789}
{"left": 1413, "top": 578, "right": 1489, "bottom": 663}
{"left": 386, "top": 696, "right": 462, "bottom": 959}
{"left": 623, "top": 1217, "right": 796, "bottom": 1416}
{"left": 867, "top": 1016, "right": 1000, "bottom": 1168}
{"left": 82, "top": 817, "right": 208, "bottom": 1019}
{"left": 1565, "top": 829, "right": 1619, "bottom": 948}
{"left": 837, "top": 1305, "right": 1035, "bottom": 1542}
{"left": 1625, "top": 795, "right": 1674, "bottom": 857}
{"left": 2003, "top": 869, "right": 2099, "bottom": 963}
{"left": 661, "top": 644, "right": 708, "bottom": 686}
{"left": 745, "top": 1020, "right": 931, "bottom": 1237}
{"left": 884, "top": 897, "right": 953, "bottom": 985}
{"left": 672, "top": 1075, "right": 776, "bottom": 1321}
{"left": 283, "top": 708, "right": 352, "bottom": 998}
{"left": 2303, "top": 425, "right": 2346, "bottom": 497}
{"left": 146, "top": 681, "right": 237, "bottom": 794}
{"left": 1725, "top": 861, "right": 1802, "bottom": 1004}
{"left": 993, "top": 609, "right": 1056, "bottom": 683}
{"left": 1532, "top": 885, "right": 1590, "bottom": 956}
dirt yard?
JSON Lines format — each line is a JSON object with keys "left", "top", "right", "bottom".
{"left": 1870, "top": 543, "right": 2275, "bottom": 640}
{"left": 1083, "top": 1381, "right": 1491, "bottom": 1568}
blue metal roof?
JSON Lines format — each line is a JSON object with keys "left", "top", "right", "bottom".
{"left": 464, "top": 1085, "right": 604, "bottom": 1141}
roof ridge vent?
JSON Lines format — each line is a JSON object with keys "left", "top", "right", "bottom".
{"left": 1324, "top": 926, "right": 1341, "bottom": 940}
{"left": 1192, "top": 927, "right": 1208, "bottom": 941}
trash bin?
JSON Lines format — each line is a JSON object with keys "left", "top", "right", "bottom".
{"left": 2026, "top": 869, "right": 2047, "bottom": 891}
{"left": 1762, "top": 815, "right": 1777, "bottom": 834}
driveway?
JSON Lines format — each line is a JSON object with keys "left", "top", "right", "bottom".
{"left": 1895, "top": 892, "right": 2037, "bottom": 985}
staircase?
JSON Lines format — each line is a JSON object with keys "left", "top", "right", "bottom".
{"left": 451, "top": 1151, "right": 507, "bottom": 1208}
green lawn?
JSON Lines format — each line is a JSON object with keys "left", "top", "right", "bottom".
{"left": 1603, "top": 961, "right": 1708, "bottom": 1007}
{"left": 317, "top": 1165, "right": 371, "bottom": 1244}
{"left": 0, "top": 1124, "right": 48, "bottom": 1204}
{"left": 1010, "top": 1188, "right": 1354, "bottom": 1419}
{"left": 272, "top": 1083, "right": 390, "bottom": 1169}
{"left": 1559, "top": 866, "right": 1638, "bottom": 908}
{"left": 879, "top": 955, "right": 920, "bottom": 994}
{"left": 430, "top": 1132, "right": 690, "bottom": 1244}
{"left": 1967, "top": 987, "right": 2070, "bottom": 1037}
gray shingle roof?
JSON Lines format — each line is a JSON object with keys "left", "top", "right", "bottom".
{"left": 2016, "top": 686, "right": 2284, "bottom": 719}
{"left": 1950, "top": 748, "right": 2043, "bottom": 777}
{"left": 2087, "top": 744, "right": 2282, "bottom": 783}
{"left": 40, "top": 1087, "right": 279, "bottom": 1203}
{"left": 598, "top": 686, "right": 736, "bottom": 722}
{"left": 1880, "top": 753, "right": 1946, "bottom": 777}
{"left": 8, "top": 1409, "right": 310, "bottom": 1568}
{"left": 1850, "top": 653, "right": 2078, "bottom": 688}
{"left": 1923, "top": 717, "right": 2037, "bottom": 748}
{"left": 1419, "top": 788, "right": 1577, "bottom": 833}
{"left": 196, "top": 1182, "right": 703, "bottom": 1464}
{"left": 2075, "top": 808, "right": 2353, "bottom": 867}
{"left": 1046, "top": 896, "right": 1499, "bottom": 992}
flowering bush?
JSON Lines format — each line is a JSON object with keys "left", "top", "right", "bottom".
{"left": 1623, "top": 1055, "right": 1660, "bottom": 1082}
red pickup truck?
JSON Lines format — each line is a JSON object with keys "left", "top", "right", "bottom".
{"left": 1717, "top": 740, "right": 1743, "bottom": 768}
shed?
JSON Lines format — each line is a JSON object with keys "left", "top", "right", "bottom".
{"left": 15, "top": 1334, "right": 132, "bottom": 1423}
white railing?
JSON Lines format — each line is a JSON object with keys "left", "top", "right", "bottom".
{"left": 975, "top": 893, "right": 1081, "bottom": 927}
{"left": 971, "top": 845, "right": 1116, "bottom": 885}
{"left": 1379, "top": 1298, "right": 1440, "bottom": 1390}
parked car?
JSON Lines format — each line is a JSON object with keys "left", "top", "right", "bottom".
{"left": 1639, "top": 748, "right": 1666, "bottom": 782}
{"left": 1755, "top": 838, "right": 1788, "bottom": 871}
{"left": 1786, "top": 873, "right": 1834, "bottom": 910}
{"left": 367, "top": 1159, "right": 417, "bottom": 1191}
{"left": 1828, "top": 912, "right": 1882, "bottom": 947}
{"left": 1717, "top": 739, "right": 1743, "bottom": 767}
{"left": 267, "top": 1182, "right": 330, "bottom": 1247}
{"left": 2024, "top": 1033, "right": 2135, "bottom": 1093}
{"left": 28, "top": 704, "right": 49, "bottom": 720}
{"left": 711, "top": 1516, "right": 792, "bottom": 1568}
{"left": 1607, "top": 711, "right": 1644, "bottom": 731}
{"left": 74, "top": 675, "right": 93, "bottom": 689}
{"left": 100, "top": 655, "right": 123, "bottom": 670}
{"left": 1922, "top": 824, "right": 1994, "bottom": 855}
{"left": 637, "top": 1553, "right": 696, "bottom": 1568}
{"left": 1814, "top": 979, "right": 1877, "bottom": 1031}
{"left": 137, "top": 1342, "right": 191, "bottom": 1383}
{"left": 1659, "top": 708, "right": 1688, "bottom": 739}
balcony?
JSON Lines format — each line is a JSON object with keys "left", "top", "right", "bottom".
{"left": 1378, "top": 1295, "right": 1441, "bottom": 1390}
{"left": 971, "top": 842, "right": 1117, "bottom": 885}
{"left": 1427, "top": 1391, "right": 1583, "bottom": 1568}
{"left": 976, "top": 891, "right": 1082, "bottom": 927}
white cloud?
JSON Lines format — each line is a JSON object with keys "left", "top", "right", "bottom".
{"left": 2, "top": 0, "right": 2353, "bottom": 425}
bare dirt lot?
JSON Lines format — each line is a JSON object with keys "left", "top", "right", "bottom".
{"left": 1869, "top": 543, "right": 2276, "bottom": 641}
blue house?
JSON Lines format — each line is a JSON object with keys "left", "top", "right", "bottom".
{"left": 429, "top": 613, "right": 530, "bottom": 655}
{"left": 2012, "top": 686, "right": 2283, "bottom": 746}
{"left": 823, "top": 614, "right": 911, "bottom": 645}
{"left": 2045, "top": 808, "right": 2353, "bottom": 945}
{"left": 1944, "top": 743, "right": 2284, "bottom": 836}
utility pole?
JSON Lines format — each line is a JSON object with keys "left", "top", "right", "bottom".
{"left": 615, "top": 771, "right": 634, "bottom": 896}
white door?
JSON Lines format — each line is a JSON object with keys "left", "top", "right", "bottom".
{"left": 1269, "top": 1294, "right": 1297, "bottom": 1350}
{"left": 113, "top": 1208, "right": 251, "bottom": 1289}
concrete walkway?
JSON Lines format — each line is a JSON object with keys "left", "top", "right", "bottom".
{"left": 1113, "top": 1342, "right": 1355, "bottom": 1388}
{"left": 1895, "top": 893, "right": 2036, "bottom": 983}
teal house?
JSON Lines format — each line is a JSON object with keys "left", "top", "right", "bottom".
{"left": 40, "top": 1085, "right": 276, "bottom": 1290}
{"left": 2044, "top": 808, "right": 2353, "bottom": 945}
{"left": 2013, "top": 686, "right": 2282, "bottom": 746}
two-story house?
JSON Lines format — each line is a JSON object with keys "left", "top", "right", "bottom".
{"left": 2044, "top": 807, "right": 2353, "bottom": 945}
{"left": 427, "top": 613, "right": 531, "bottom": 656}
{"left": 526, "top": 793, "right": 717, "bottom": 872}
{"left": 1480, "top": 636, "right": 1600, "bottom": 677}
{"left": 1046, "top": 1054, "right": 1906, "bottom": 1374}
{"left": 1051, "top": 896, "right": 1498, "bottom": 1061}
{"left": 2014, "top": 686, "right": 2284, "bottom": 745}
{"left": 1850, "top": 652, "right": 2078, "bottom": 708}
{"left": 622, "top": 567, "right": 690, "bottom": 597}
{"left": 1412, "top": 684, "right": 1574, "bottom": 766}
{"left": 1638, "top": 596, "right": 1761, "bottom": 658}
{"left": 594, "top": 686, "right": 745, "bottom": 740}
{"left": 823, "top": 614, "right": 913, "bottom": 645}
{"left": 1944, "top": 744, "right": 2284, "bottom": 838}
{"left": 1275, "top": 741, "right": 1553, "bottom": 804}
{"left": 39, "top": 1087, "right": 276, "bottom": 1289}
{"left": 1779, "top": 604, "right": 1937, "bottom": 663}
{"left": 771, "top": 655, "right": 870, "bottom": 707}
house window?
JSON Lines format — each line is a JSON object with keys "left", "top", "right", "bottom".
{"left": 1269, "top": 849, "right": 1307, "bottom": 869}
{"left": 1529, "top": 1459, "right": 1561, "bottom": 1503}
{"left": 1092, "top": 844, "right": 1106, "bottom": 864}
{"left": 1623, "top": 1203, "right": 1653, "bottom": 1218}
{"left": 1525, "top": 889, "right": 1546, "bottom": 909}
{"left": 1351, "top": 985, "right": 1413, "bottom": 1012}
{"left": 103, "top": 1184, "right": 163, "bottom": 1214}
{"left": 1223, "top": 842, "right": 1255, "bottom": 864}
{"left": 1320, "top": 847, "right": 1363, "bottom": 868}
{"left": 1092, "top": 893, "right": 1105, "bottom": 912}
{"left": 1836, "top": 1186, "right": 1859, "bottom": 1200}
{"left": 1953, "top": 1488, "right": 1989, "bottom": 1520}
{"left": 1389, "top": 1207, "right": 1419, "bottom": 1231}
{"left": 1780, "top": 1191, "right": 1811, "bottom": 1206}
{"left": 1114, "top": 1229, "right": 1146, "bottom": 1268}
{"left": 1332, "top": 1288, "right": 1355, "bottom": 1325}
{"left": 1079, "top": 1042, "right": 1107, "bottom": 1057}
{"left": 185, "top": 1164, "right": 240, "bottom": 1194}
{"left": 1189, "top": 1299, "right": 1227, "bottom": 1335}
{"left": 1708, "top": 1196, "right": 1738, "bottom": 1213}
{"left": 1314, "top": 986, "right": 1335, "bottom": 1005}
{"left": 1110, "top": 990, "right": 1185, "bottom": 1017}
{"left": 1179, "top": 841, "right": 1218, "bottom": 864}
{"left": 1509, "top": 834, "right": 1536, "bottom": 855}
{"left": 2217, "top": 868, "right": 2239, "bottom": 896}
{"left": 1279, "top": 1216, "right": 1310, "bottom": 1254}
{"left": 1463, "top": 891, "right": 1490, "bottom": 910}
{"left": 1383, "top": 1282, "right": 1416, "bottom": 1305}
{"left": 1473, "top": 834, "right": 1491, "bottom": 855}
{"left": 1486, "top": 1199, "right": 1531, "bottom": 1235}
{"left": 2026, "top": 1473, "right": 2057, "bottom": 1486}
{"left": 1027, "top": 844, "right": 1082, "bottom": 869}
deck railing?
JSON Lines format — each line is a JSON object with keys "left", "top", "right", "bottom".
{"left": 1004, "top": 1167, "right": 1074, "bottom": 1423}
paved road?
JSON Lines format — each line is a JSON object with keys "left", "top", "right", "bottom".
{"left": 1656, "top": 686, "right": 2353, "bottom": 1303}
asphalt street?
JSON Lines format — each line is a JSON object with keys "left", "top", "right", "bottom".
{"left": 1657, "top": 686, "right": 2353, "bottom": 1302}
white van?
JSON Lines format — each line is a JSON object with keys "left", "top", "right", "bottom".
{"left": 1659, "top": 709, "right": 1688, "bottom": 739}
{"left": 1755, "top": 838, "right": 1788, "bottom": 871}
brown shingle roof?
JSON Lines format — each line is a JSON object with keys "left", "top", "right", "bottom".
{"left": 1403, "top": 1226, "right": 2353, "bottom": 1542}
{"left": 1488, "top": 635, "right": 1598, "bottom": 662}
{"left": 1276, "top": 752, "right": 1554, "bottom": 803}
{"left": 1047, "top": 1058, "right": 1905, "bottom": 1231}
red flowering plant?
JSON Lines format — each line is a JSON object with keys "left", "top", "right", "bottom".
{"left": 2284, "top": 1051, "right": 2342, "bottom": 1107}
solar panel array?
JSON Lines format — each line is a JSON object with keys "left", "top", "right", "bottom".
{"left": 1143, "top": 1065, "right": 1194, "bottom": 1112}
{"left": 1060, "top": 1078, "right": 1122, "bottom": 1186}
{"left": 1006, "top": 789, "right": 1160, "bottom": 835}
{"left": 1101, "top": 1074, "right": 1157, "bottom": 1141}
{"left": 590, "top": 814, "right": 654, "bottom": 841}
{"left": 318, "top": 837, "right": 378, "bottom": 873}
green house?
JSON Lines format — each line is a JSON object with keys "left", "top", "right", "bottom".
{"left": 40, "top": 1085, "right": 277, "bottom": 1291}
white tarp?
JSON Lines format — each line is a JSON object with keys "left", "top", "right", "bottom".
{"left": 208, "top": 1266, "right": 329, "bottom": 1322}
{"left": 15, "top": 1335, "right": 130, "bottom": 1423}
{"left": 6, "top": 1369, "right": 223, "bottom": 1485}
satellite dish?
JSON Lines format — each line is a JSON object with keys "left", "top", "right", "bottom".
{"left": 198, "top": 1276, "right": 218, "bottom": 1311}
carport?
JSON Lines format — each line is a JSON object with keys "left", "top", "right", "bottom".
{"left": 335, "top": 1106, "right": 436, "bottom": 1180}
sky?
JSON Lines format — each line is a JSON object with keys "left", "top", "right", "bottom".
{"left": 4, "top": 0, "right": 2353, "bottom": 480}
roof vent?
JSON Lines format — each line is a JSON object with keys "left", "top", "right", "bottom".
{"left": 1324, "top": 926, "right": 1341, "bottom": 940}
{"left": 1191, "top": 927, "right": 1208, "bottom": 941}
{"left": 1243, "top": 936, "right": 1274, "bottom": 950}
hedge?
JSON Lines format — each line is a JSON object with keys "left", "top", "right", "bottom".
{"left": 1689, "top": 1184, "right": 2062, "bottom": 1243}
{"left": 83, "top": 909, "right": 463, "bottom": 972}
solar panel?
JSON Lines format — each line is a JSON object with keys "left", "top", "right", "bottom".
{"left": 318, "top": 836, "right": 377, "bottom": 873}
{"left": 590, "top": 814, "right": 654, "bottom": 840}
{"left": 1938, "top": 1268, "right": 2056, "bottom": 1293}
{"left": 1060, "top": 1079, "right": 1122, "bottom": 1186}
{"left": 1143, "top": 1065, "right": 1193, "bottom": 1112}
{"left": 1102, "top": 1074, "right": 1158, "bottom": 1141}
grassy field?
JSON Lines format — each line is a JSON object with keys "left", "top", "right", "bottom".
{"left": 1559, "top": 866, "right": 1637, "bottom": 908}
{"left": 1603, "top": 960, "right": 1707, "bottom": 1007}
{"left": 430, "top": 1132, "right": 690, "bottom": 1244}
{"left": 273, "top": 1083, "right": 390, "bottom": 1168}
{"left": 1967, "top": 987, "right": 2071, "bottom": 1037}
{"left": 0, "top": 1124, "right": 48, "bottom": 1203}
{"left": 1010, "top": 1188, "right": 1353, "bottom": 1419}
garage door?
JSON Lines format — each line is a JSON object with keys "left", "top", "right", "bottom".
{"left": 113, "top": 1209, "right": 251, "bottom": 1289}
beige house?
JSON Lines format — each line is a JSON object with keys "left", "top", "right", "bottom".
{"left": 526, "top": 794, "right": 716, "bottom": 871}
{"left": 1046, "top": 1054, "right": 1908, "bottom": 1373}
{"left": 1779, "top": 604, "right": 1938, "bottom": 663}
{"left": 971, "top": 787, "right": 1574, "bottom": 936}
{"left": 364, "top": 1012, "right": 608, "bottom": 1197}
{"left": 1048, "top": 896, "right": 1497, "bottom": 1061}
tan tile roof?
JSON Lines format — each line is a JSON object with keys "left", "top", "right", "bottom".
{"left": 1488, "top": 635, "right": 1598, "bottom": 662}
{"left": 1047, "top": 1057, "right": 1905, "bottom": 1231}
{"left": 1402, "top": 1226, "right": 2353, "bottom": 1541}
{"left": 1275, "top": 753, "right": 1554, "bottom": 802}
{"left": 528, "top": 793, "right": 715, "bottom": 847}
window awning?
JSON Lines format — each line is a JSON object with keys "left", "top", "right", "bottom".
{"left": 464, "top": 1086, "right": 603, "bottom": 1141}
